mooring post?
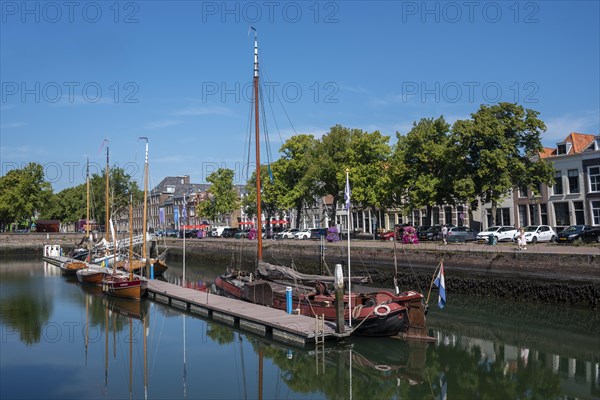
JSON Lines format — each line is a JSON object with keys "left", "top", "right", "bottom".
{"left": 286, "top": 286, "right": 292, "bottom": 314}
{"left": 334, "top": 264, "right": 345, "bottom": 334}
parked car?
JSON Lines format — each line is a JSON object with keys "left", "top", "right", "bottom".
{"left": 446, "top": 226, "right": 478, "bottom": 243}
{"left": 380, "top": 230, "right": 398, "bottom": 241}
{"left": 276, "top": 228, "right": 299, "bottom": 239}
{"left": 294, "top": 228, "right": 314, "bottom": 240}
{"left": 418, "top": 224, "right": 454, "bottom": 241}
{"left": 221, "top": 228, "right": 240, "bottom": 238}
{"left": 310, "top": 228, "right": 328, "bottom": 240}
{"left": 476, "top": 226, "right": 518, "bottom": 243}
{"left": 210, "top": 226, "right": 230, "bottom": 237}
{"left": 556, "top": 225, "right": 600, "bottom": 243}
{"left": 379, "top": 224, "right": 413, "bottom": 241}
{"left": 513, "top": 225, "right": 557, "bottom": 244}
{"left": 235, "top": 229, "right": 250, "bottom": 239}
{"left": 165, "top": 229, "right": 179, "bottom": 238}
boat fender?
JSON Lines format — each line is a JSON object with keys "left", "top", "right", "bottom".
{"left": 374, "top": 304, "right": 391, "bottom": 317}
{"left": 375, "top": 364, "right": 391, "bottom": 372}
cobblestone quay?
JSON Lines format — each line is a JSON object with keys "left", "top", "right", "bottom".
{"left": 2, "top": 233, "right": 599, "bottom": 307}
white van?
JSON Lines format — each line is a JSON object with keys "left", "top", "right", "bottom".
{"left": 210, "top": 226, "right": 230, "bottom": 237}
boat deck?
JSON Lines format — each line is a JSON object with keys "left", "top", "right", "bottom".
{"left": 147, "top": 279, "right": 349, "bottom": 346}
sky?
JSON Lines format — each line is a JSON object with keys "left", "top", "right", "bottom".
{"left": 1, "top": 1, "right": 599, "bottom": 192}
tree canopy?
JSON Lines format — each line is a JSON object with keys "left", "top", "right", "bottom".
{"left": 0, "top": 163, "right": 52, "bottom": 229}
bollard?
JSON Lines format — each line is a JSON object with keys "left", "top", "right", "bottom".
{"left": 334, "top": 264, "right": 345, "bottom": 334}
{"left": 286, "top": 286, "right": 292, "bottom": 314}
{"left": 150, "top": 263, "right": 155, "bottom": 280}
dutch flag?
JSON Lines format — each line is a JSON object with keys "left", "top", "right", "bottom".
{"left": 433, "top": 262, "right": 446, "bottom": 309}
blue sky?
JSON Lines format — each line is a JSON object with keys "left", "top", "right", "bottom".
{"left": 1, "top": 1, "right": 599, "bottom": 192}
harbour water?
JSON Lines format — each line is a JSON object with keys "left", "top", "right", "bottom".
{"left": 1, "top": 254, "right": 598, "bottom": 399}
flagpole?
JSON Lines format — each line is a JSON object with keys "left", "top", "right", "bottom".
{"left": 426, "top": 259, "right": 443, "bottom": 305}
{"left": 345, "top": 168, "right": 352, "bottom": 328}
{"left": 182, "top": 194, "right": 186, "bottom": 287}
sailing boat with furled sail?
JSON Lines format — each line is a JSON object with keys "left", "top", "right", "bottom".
{"left": 102, "top": 194, "right": 148, "bottom": 300}
{"left": 214, "top": 29, "right": 429, "bottom": 337}
{"left": 120, "top": 137, "right": 169, "bottom": 278}
{"left": 77, "top": 155, "right": 111, "bottom": 285}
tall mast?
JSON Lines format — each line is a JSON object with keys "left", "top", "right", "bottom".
{"left": 253, "top": 27, "right": 263, "bottom": 261}
{"left": 86, "top": 157, "right": 90, "bottom": 240}
{"left": 129, "top": 194, "right": 133, "bottom": 281}
{"left": 139, "top": 137, "right": 149, "bottom": 269}
{"left": 105, "top": 140, "right": 110, "bottom": 241}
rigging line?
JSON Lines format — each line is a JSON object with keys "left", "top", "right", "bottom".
{"left": 260, "top": 67, "right": 298, "bottom": 143}
{"left": 401, "top": 245, "right": 425, "bottom": 295}
{"left": 244, "top": 91, "right": 254, "bottom": 182}
{"left": 257, "top": 75, "right": 275, "bottom": 168}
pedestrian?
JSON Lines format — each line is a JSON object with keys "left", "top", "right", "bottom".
{"left": 517, "top": 227, "right": 527, "bottom": 250}
{"left": 441, "top": 225, "right": 448, "bottom": 245}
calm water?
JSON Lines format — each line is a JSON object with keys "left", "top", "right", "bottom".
{"left": 1, "top": 254, "right": 599, "bottom": 399}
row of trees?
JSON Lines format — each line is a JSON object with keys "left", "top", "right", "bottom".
{"left": 232, "top": 102, "right": 554, "bottom": 227}
{"left": 0, "top": 102, "right": 554, "bottom": 230}
{"left": 0, "top": 163, "right": 140, "bottom": 231}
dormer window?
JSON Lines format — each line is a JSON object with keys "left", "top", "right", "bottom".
{"left": 556, "top": 142, "right": 572, "bottom": 155}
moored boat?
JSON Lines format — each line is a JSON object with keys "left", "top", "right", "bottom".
{"left": 60, "top": 260, "right": 87, "bottom": 276}
{"left": 213, "top": 30, "right": 430, "bottom": 338}
{"left": 76, "top": 264, "right": 111, "bottom": 285}
{"left": 215, "top": 263, "right": 425, "bottom": 337}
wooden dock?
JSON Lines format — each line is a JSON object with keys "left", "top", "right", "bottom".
{"left": 42, "top": 246, "right": 347, "bottom": 346}
{"left": 42, "top": 254, "right": 71, "bottom": 267}
{"left": 147, "top": 280, "right": 347, "bottom": 346}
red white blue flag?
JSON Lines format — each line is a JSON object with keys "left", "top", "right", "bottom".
{"left": 433, "top": 262, "right": 446, "bottom": 309}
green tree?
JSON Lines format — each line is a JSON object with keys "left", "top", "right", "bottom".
{"left": 307, "top": 125, "right": 354, "bottom": 224}
{"left": 201, "top": 168, "right": 238, "bottom": 223}
{"left": 276, "top": 134, "right": 319, "bottom": 228}
{"left": 392, "top": 117, "right": 455, "bottom": 221}
{"left": 40, "top": 166, "right": 141, "bottom": 228}
{"left": 243, "top": 162, "right": 287, "bottom": 229}
{"left": 346, "top": 129, "right": 391, "bottom": 235}
{"left": 452, "top": 103, "right": 554, "bottom": 224}
{"left": 0, "top": 163, "right": 52, "bottom": 230}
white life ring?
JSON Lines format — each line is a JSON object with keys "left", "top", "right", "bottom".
{"left": 373, "top": 304, "right": 391, "bottom": 317}
{"left": 375, "top": 364, "right": 392, "bottom": 372}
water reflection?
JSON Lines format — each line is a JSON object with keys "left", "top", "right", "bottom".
{"left": 1, "top": 256, "right": 599, "bottom": 399}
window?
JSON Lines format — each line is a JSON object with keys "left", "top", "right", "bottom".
{"left": 589, "top": 166, "right": 600, "bottom": 192}
{"left": 553, "top": 202, "right": 570, "bottom": 226}
{"left": 574, "top": 202, "right": 584, "bottom": 225}
{"left": 529, "top": 204, "right": 538, "bottom": 225}
{"left": 518, "top": 205, "right": 527, "bottom": 228}
{"left": 557, "top": 142, "right": 572, "bottom": 155}
{"left": 518, "top": 187, "right": 528, "bottom": 198}
{"left": 444, "top": 207, "right": 452, "bottom": 226}
{"left": 457, "top": 206, "right": 464, "bottom": 226}
{"left": 432, "top": 207, "right": 440, "bottom": 225}
{"left": 592, "top": 201, "right": 600, "bottom": 225}
{"left": 568, "top": 169, "right": 579, "bottom": 193}
{"left": 540, "top": 204, "right": 548, "bottom": 225}
{"left": 495, "top": 208, "right": 511, "bottom": 226}
{"left": 553, "top": 171, "right": 563, "bottom": 195}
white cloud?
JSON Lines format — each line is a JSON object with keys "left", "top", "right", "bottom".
{"left": 543, "top": 110, "right": 599, "bottom": 145}
{"left": 171, "top": 106, "right": 232, "bottom": 116}
{"left": 143, "top": 120, "right": 183, "bottom": 130}
{"left": 0, "top": 122, "right": 26, "bottom": 129}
